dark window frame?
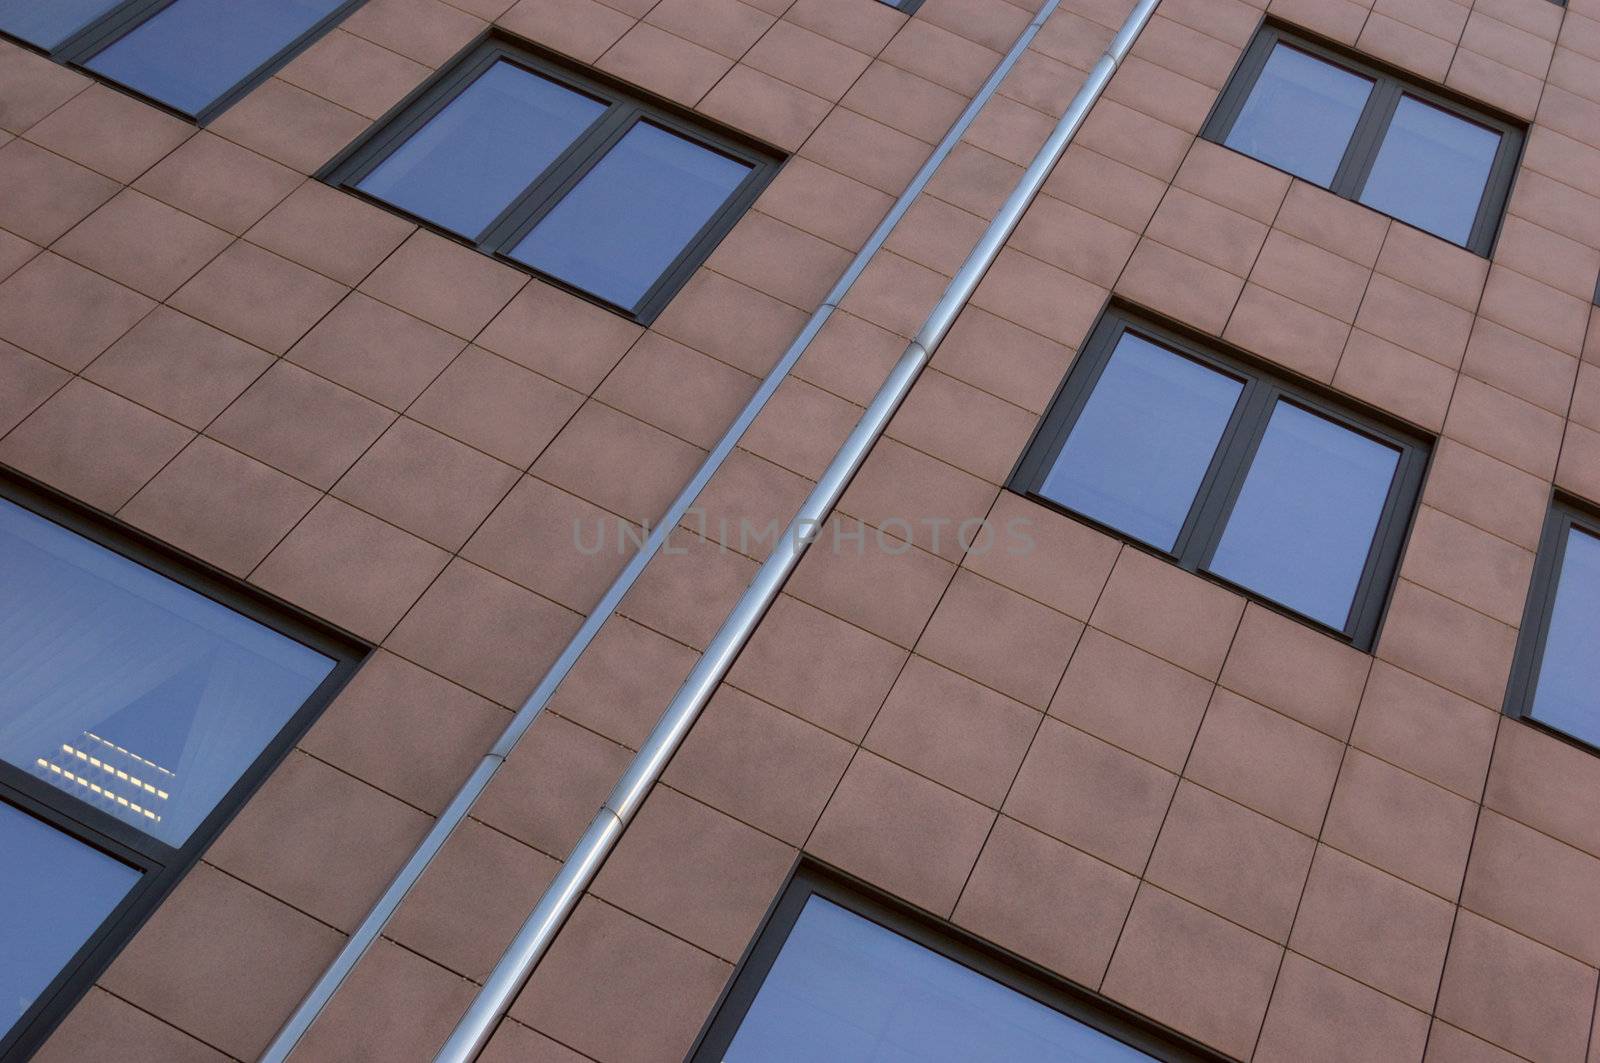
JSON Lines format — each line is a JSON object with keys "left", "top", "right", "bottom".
{"left": 0, "top": 466, "right": 368, "bottom": 1059}
{"left": 1503, "top": 496, "right": 1600, "bottom": 752}
{"left": 0, "top": 0, "right": 366, "bottom": 125}
{"left": 321, "top": 34, "right": 783, "bottom": 326}
{"left": 1202, "top": 22, "right": 1525, "bottom": 257}
{"left": 875, "top": 0, "right": 925, "bottom": 14}
{"left": 689, "top": 860, "right": 1229, "bottom": 1063}
{"left": 1009, "top": 308, "right": 1430, "bottom": 652}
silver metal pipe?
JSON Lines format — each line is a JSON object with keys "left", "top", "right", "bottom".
{"left": 258, "top": 6, "right": 1088, "bottom": 1058}
{"left": 435, "top": 1, "right": 1161, "bottom": 1058}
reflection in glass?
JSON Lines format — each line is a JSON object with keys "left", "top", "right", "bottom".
{"left": 1225, "top": 44, "right": 1373, "bottom": 185}
{"left": 1040, "top": 332, "right": 1243, "bottom": 551}
{"left": 0, "top": 499, "right": 336, "bottom": 846}
{"left": 358, "top": 61, "right": 607, "bottom": 238}
{"left": 1529, "top": 527, "right": 1600, "bottom": 746}
{"left": 0, "top": 802, "right": 138, "bottom": 1028}
{"left": 0, "top": 0, "right": 121, "bottom": 49}
{"left": 84, "top": 0, "right": 346, "bottom": 116}
{"left": 511, "top": 121, "right": 751, "bottom": 308}
{"left": 1208, "top": 402, "right": 1400, "bottom": 629}
{"left": 724, "top": 896, "right": 1152, "bottom": 1061}
{"left": 1359, "top": 96, "right": 1501, "bottom": 246}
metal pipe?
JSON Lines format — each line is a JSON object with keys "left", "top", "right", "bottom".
{"left": 435, "top": 2, "right": 1161, "bottom": 1058}
{"left": 258, "top": 5, "right": 1089, "bottom": 1058}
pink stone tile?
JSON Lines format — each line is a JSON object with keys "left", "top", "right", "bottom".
{"left": 1277, "top": 179, "right": 1390, "bottom": 268}
{"left": 298, "top": 649, "right": 509, "bottom": 815}
{"left": 498, "top": 0, "right": 633, "bottom": 62}
{"left": 546, "top": 616, "right": 698, "bottom": 749}
{"left": 340, "top": 0, "right": 486, "bottom": 65}
{"left": 0, "top": 378, "right": 190, "bottom": 510}
{"left": 530, "top": 399, "right": 704, "bottom": 520}
{"left": 1221, "top": 603, "right": 1370, "bottom": 741}
{"left": 358, "top": 231, "right": 526, "bottom": 339}
{"left": 246, "top": 180, "right": 415, "bottom": 286}
{"left": 1185, "top": 689, "right": 1344, "bottom": 835}
{"left": 591, "top": 786, "right": 795, "bottom": 960}
{"left": 1436, "top": 910, "right": 1599, "bottom": 1062}
{"left": 808, "top": 750, "right": 995, "bottom": 916}
{"left": 1463, "top": 809, "right": 1600, "bottom": 967}
{"left": 1115, "top": 238, "right": 1244, "bottom": 337}
{"left": 170, "top": 242, "right": 347, "bottom": 355}
{"left": 699, "top": 66, "right": 829, "bottom": 153}
{"left": 865, "top": 654, "right": 1040, "bottom": 807}
{"left": 1421, "top": 437, "right": 1550, "bottom": 552}
{"left": 1351, "top": 660, "right": 1499, "bottom": 801}
{"left": 1377, "top": 579, "right": 1518, "bottom": 710}
{"left": 0, "top": 138, "right": 119, "bottom": 244}
{"left": 383, "top": 559, "right": 583, "bottom": 708}
{"left": 133, "top": 132, "right": 302, "bottom": 235}
{"left": 204, "top": 751, "right": 429, "bottom": 932}
{"left": 1322, "top": 748, "right": 1479, "bottom": 900}
{"left": 785, "top": 524, "right": 956, "bottom": 647}
{"left": 930, "top": 304, "right": 1074, "bottom": 414}
{"left": 727, "top": 593, "right": 907, "bottom": 742}
{"left": 1102, "top": 885, "right": 1281, "bottom": 1059}
{"left": 1146, "top": 781, "right": 1315, "bottom": 942}
{"left": 0, "top": 341, "right": 66, "bottom": 437}
{"left": 1089, "top": 548, "right": 1245, "bottom": 680}
{"left": 34, "top": 987, "right": 227, "bottom": 1063}
{"left": 294, "top": 937, "right": 476, "bottom": 1061}
{"left": 409, "top": 346, "right": 586, "bottom": 469}
{"left": 120, "top": 436, "right": 319, "bottom": 576}
{"left": 915, "top": 568, "right": 1082, "bottom": 708}
{"left": 1398, "top": 505, "right": 1536, "bottom": 628}
{"left": 742, "top": 22, "right": 871, "bottom": 102}
{"left": 836, "top": 437, "right": 999, "bottom": 562}
{"left": 1486, "top": 718, "right": 1600, "bottom": 860}
{"left": 285, "top": 292, "right": 465, "bottom": 411}
{"left": 275, "top": 28, "right": 432, "bottom": 119}
{"left": 477, "top": 281, "right": 642, "bottom": 394}
{"left": 596, "top": 332, "right": 758, "bottom": 449}
{"left": 475, "top": 708, "right": 632, "bottom": 858}
{"left": 1004, "top": 717, "right": 1177, "bottom": 874}
{"left": 0, "top": 41, "right": 90, "bottom": 133}
{"left": 1290, "top": 844, "right": 1455, "bottom": 1010}
{"left": 252, "top": 496, "right": 449, "bottom": 641}
{"left": 0, "top": 251, "right": 154, "bottom": 371}
{"left": 1254, "top": 953, "right": 1430, "bottom": 1063}
{"left": 208, "top": 79, "right": 371, "bottom": 175}
{"left": 208, "top": 360, "right": 394, "bottom": 488}
{"left": 56, "top": 189, "right": 233, "bottom": 301}
{"left": 85, "top": 306, "right": 272, "bottom": 430}
{"left": 596, "top": 24, "right": 730, "bottom": 106}
{"left": 664, "top": 684, "right": 853, "bottom": 843}
{"left": 953, "top": 816, "right": 1137, "bottom": 987}
{"left": 24, "top": 84, "right": 190, "bottom": 183}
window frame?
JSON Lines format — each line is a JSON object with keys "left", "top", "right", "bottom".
{"left": 321, "top": 35, "right": 784, "bottom": 326}
{"left": 689, "top": 861, "right": 1228, "bottom": 1063}
{"left": 0, "top": 467, "right": 368, "bottom": 1059}
{"left": 1201, "top": 23, "right": 1525, "bottom": 257}
{"left": 0, "top": 0, "right": 367, "bottom": 125}
{"left": 1009, "top": 309, "right": 1430, "bottom": 651}
{"left": 1503, "top": 497, "right": 1600, "bottom": 752}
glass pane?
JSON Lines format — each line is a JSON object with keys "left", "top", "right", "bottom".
{"left": 357, "top": 61, "right": 607, "bottom": 239}
{"left": 511, "top": 120, "right": 752, "bottom": 309}
{"left": 725, "top": 896, "right": 1152, "bottom": 1061}
{"left": 1359, "top": 95, "right": 1501, "bottom": 246}
{"left": 0, "top": 499, "right": 337, "bottom": 846}
{"left": 1224, "top": 43, "right": 1374, "bottom": 185}
{"left": 0, "top": 0, "right": 121, "bottom": 49}
{"left": 1039, "top": 332, "right": 1244, "bottom": 551}
{"left": 1208, "top": 402, "right": 1400, "bottom": 629}
{"left": 84, "top": 0, "right": 346, "bottom": 116}
{"left": 1529, "top": 526, "right": 1600, "bottom": 746}
{"left": 1, "top": 801, "right": 138, "bottom": 1029}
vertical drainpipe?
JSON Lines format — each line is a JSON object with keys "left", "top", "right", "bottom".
{"left": 433, "top": 1, "right": 1163, "bottom": 1058}
{"left": 259, "top": 1, "right": 1090, "bottom": 1058}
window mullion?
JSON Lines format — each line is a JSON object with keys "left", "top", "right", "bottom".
{"left": 1332, "top": 77, "right": 1401, "bottom": 199}
{"left": 1173, "top": 377, "right": 1275, "bottom": 570}
{"left": 50, "top": 0, "right": 166, "bottom": 65}
{"left": 480, "top": 103, "right": 638, "bottom": 255}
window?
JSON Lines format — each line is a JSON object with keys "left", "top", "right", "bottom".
{"left": 0, "top": 473, "right": 364, "bottom": 1058}
{"left": 1204, "top": 25, "right": 1523, "bottom": 255}
{"left": 0, "top": 0, "right": 362, "bottom": 122}
{"left": 1505, "top": 501, "right": 1600, "bottom": 750}
{"left": 1011, "top": 311, "right": 1428, "bottom": 649}
{"left": 325, "top": 38, "right": 781, "bottom": 323}
{"left": 691, "top": 865, "right": 1222, "bottom": 1062}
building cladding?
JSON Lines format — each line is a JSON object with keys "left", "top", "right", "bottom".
{"left": 1, "top": 0, "right": 1599, "bottom": 1058}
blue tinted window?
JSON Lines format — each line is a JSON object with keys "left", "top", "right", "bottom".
{"left": 0, "top": 499, "right": 336, "bottom": 846}
{"left": 0, "top": 802, "right": 138, "bottom": 1028}
{"left": 1529, "top": 526, "right": 1600, "bottom": 746}
{"left": 358, "top": 61, "right": 607, "bottom": 239}
{"left": 511, "top": 121, "right": 752, "bottom": 309}
{"left": 1040, "top": 332, "right": 1243, "bottom": 551}
{"left": 725, "top": 897, "right": 1152, "bottom": 1062}
{"left": 1208, "top": 402, "right": 1400, "bottom": 628}
{"left": 84, "top": 0, "right": 346, "bottom": 116}
{"left": 1359, "top": 96, "right": 1501, "bottom": 246}
{"left": 1225, "top": 44, "right": 1373, "bottom": 185}
{"left": 0, "top": 0, "right": 121, "bottom": 49}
